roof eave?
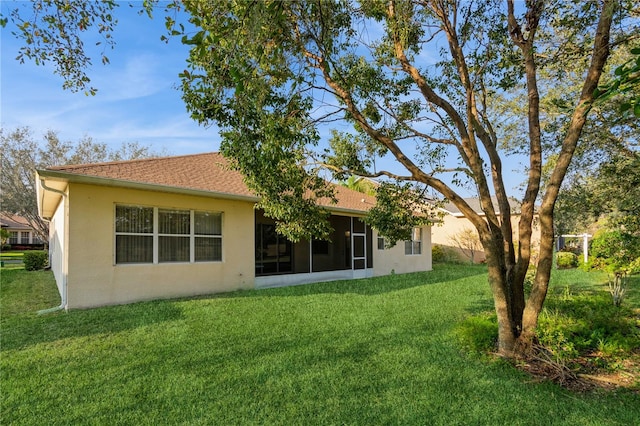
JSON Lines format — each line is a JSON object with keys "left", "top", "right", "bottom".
{"left": 36, "top": 169, "right": 373, "bottom": 216}
{"left": 36, "top": 169, "right": 261, "bottom": 204}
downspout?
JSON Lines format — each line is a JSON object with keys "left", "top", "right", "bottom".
{"left": 37, "top": 178, "right": 68, "bottom": 315}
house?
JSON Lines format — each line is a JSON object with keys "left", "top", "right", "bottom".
{"left": 0, "top": 213, "right": 46, "bottom": 249}
{"left": 36, "top": 152, "right": 432, "bottom": 309}
{"left": 431, "top": 197, "right": 540, "bottom": 263}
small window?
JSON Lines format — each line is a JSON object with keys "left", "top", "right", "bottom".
{"left": 377, "top": 236, "right": 385, "bottom": 250}
{"left": 194, "top": 211, "right": 222, "bottom": 262}
{"left": 405, "top": 227, "right": 422, "bottom": 255}
{"left": 115, "top": 206, "right": 154, "bottom": 264}
{"left": 20, "top": 231, "right": 30, "bottom": 244}
{"left": 158, "top": 209, "right": 190, "bottom": 263}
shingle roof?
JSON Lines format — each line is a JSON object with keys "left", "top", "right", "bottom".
{"left": 442, "top": 196, "right": 521, "bottom": 216}
{"left": 43, "top": 152, "right": 375, "bottom": 213}
{"left": 0, "top": 213, "right": 34, "bottom": 230}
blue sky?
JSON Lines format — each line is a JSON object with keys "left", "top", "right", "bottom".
{"left": 1, "top": 2, "right": 527, "bottom": 198}
{"left": 1, "top": 2, "right": 218, "bottom": 155}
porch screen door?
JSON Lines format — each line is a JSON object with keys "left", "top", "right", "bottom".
{"left": 352, "top": 218, "right": 367, "bottom": 277}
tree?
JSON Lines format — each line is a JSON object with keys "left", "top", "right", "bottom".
{"left": 449, "top": 227, "right": 483, "bottom": 264}
{"left": 555, "top": 150, "right": 640, "bottom": 235}
{"left": 5, "top": 0, "right": 635, "bottom": 359}
{"left": 175, "top": 0, "right": 627, "bottom": 358}
{"left": 0, "top": 228, "right": 10, "bottom": 246}
{"left": 595, "top": 47, "right": 640, "bottom": 117}
{"left": 341, "top": 175, "right": 377, "bottom": 196}
{"left": 0, "top": 126, "right": 163, "bottom": 243}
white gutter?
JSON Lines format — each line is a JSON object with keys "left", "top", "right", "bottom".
{"left": 37, "top": 178, "right": 67, "bottom": 315}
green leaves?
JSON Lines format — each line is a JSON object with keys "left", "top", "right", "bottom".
{"left": 365, "top": 182, "right": 438, "bottom": 247}
{"left": 595, "top": 46, "right": 640, "bottom": 117}
{"left": 6, "top": 0, "right": 121, "bottom": 94}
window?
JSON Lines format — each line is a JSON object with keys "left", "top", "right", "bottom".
{"left": 255, "top": 223, "right": 292, "bottom": 275}
{"left": 377, "top": 236, "right": 385, "bottom": 250}
{"left": 20, "top": 231, "right": 30, "bottom": 244}
{"left": 9, "top": 232, "right": 18, "bottom": 245}
{"left": 405, "top": 227, "right": 422, "bottom": 255}
{"left": 116, "top": 206, "right": 153, "bottom": 264}
{"left": 194, "top": 211, "right": 223, "bottom": 262}
{"left": 115, "top": 205, "right": 222, "bottom": 264}
{"left": 312, "top": 239, "right": 329, "bottom": 255}
{"left": 158, "top": 209, "right": 190, "bottom": 262}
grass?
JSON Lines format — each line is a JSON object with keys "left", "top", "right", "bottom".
{"left": 0, "top": 250, "right": 26, "bottom": 271}
{"left": 2, "top": 264, "right": 639, "bottom": 425}
{"left": 0, "top": 251, "right": 25, "bottom": 259}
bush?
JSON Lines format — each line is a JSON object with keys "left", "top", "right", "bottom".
{"left": 454, "top": 313, "right": 498, "bottom": 353}
{"left": 432, "top": 244, "right": 445, "bottom": 262}
{"left": 524, "top": 264, "right": 536, "bottom": 296}
{"left": 590, "top": 229, "right": 640, "bottom": 272}
{"left": 431, "top": 244, "right": 461, "bottom": 263}
{"left": 538, "top": 290, "right": 640, "bottom": 367}
{"left": 556, "top": 251, "right": 578, "bottom": 269}
{"left": 23, "top": 250, "right": 48, "bottom": 271}
{"left": 624, "top": 257, "right": 640, "bottom": 275}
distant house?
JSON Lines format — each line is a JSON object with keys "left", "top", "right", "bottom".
{"left": 0, "top": 213, "right": 45, "bottom": 249}
{"left": 36, "top": 152, "right": 432, "bottom": 309}
{"left": 431, "top": 197, "right": 540, "bottom": 263}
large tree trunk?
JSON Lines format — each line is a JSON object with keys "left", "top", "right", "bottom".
{"left": 482, "top": 233, "right": 523, "bottom": 357}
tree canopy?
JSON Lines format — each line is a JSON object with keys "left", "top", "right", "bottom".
{"left": 4, "top": 0, "right": 638, "bottom": 358}
{"left": 0, "top": 126, "right": 164, "bottom": 242}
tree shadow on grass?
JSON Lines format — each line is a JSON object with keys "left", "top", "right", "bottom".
{"left": 0, "top": 301, "right": 184, "bottom": 352}
{"left": 1, "top": 264, "right": 487, "bottom": 352}
{"left": 218, "top": 263, "right": 488, "bottom": 300}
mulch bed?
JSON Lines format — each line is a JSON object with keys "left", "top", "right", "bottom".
{"left": 515, "top": 345, "right": 640, "bottom": 393}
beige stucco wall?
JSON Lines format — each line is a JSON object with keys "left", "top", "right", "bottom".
{"left": 65, "top": 183, "right": 255, "bottom": 308}
{"left": 49, "top": 186, "right": 68, "bottom": 305}
{"left": 431, "top": 214, "right": 541, "bottom": 263}
{"left": 47, "top": 181, "right": 436, "bottom": 309}
{"left": 372, "top": 225, "right": 432, "bottom": 276}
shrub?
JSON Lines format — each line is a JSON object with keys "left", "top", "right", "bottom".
{"left": 432, "top": 244, "right": 446, "bottom": 262}
{"left": 625, "top": 257, "right": 640, "bottom": 275}
{"left": 556, "top": 251, "right": 578, "bottom": 269}
{"left": 454, "top": 313, "right": 498, "bottom": 353}
{"left": 590, "top": 229, "right": 640, "bottom": 272}
{"left": 431, "top": 244, "right": 462, "bottom": 263}
{"left": 538, "top": 289, "right": 640, "bottom": 368}
{"left": 607, "top": 272, "right": 628, "bottom": 307}
{"left": 524, "top": 264, "right": 536, "bottom": 296}
{"left": 23, "top": 250, "right": 48, "bottom": 271}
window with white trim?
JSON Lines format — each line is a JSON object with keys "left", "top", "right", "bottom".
{"left": 9, "top": 232, "right": 18, "bottom": 245}
{"left": 20, "top": 231, "right": 30, "bottom": 244}
{"left": 404, "top": 227, "right": 422, "bottom": 255}
{"left": 115, "top": 205, "right": 222, "bottom": 264}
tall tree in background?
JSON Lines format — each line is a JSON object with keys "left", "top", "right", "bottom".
{"left": 555, "top": 151, "right": 640, "bottom": 235}
{"left": 0, "top": 127, "right": 163, "bottom": 243}
{"left": 496, "top": 42, "right": 640, "bottom": 236}
{"left": 4, "top": 0, "right": 637, "bottom": 358}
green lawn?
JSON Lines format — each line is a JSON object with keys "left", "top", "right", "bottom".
{"left": 2, "top": 265, "right": 639, "bottom": 425}
{"left": 0, "top": 250, "right": 25, "bottom": 270}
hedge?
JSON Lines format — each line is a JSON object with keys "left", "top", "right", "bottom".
{"left": 23, "top": 250, "right": 48, "bottom": 271}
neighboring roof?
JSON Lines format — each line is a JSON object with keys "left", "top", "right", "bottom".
{"left": 442, "top": 196, "right": 521, "bottom": 217}
{"left": 0, "top": 213, "right": 34, "bottom": 230}
{"left": 37, "top": 152, "right": 376, "bottom": 216}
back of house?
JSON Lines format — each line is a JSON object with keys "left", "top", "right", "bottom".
{"left": 37, "top": 152, "right": 433, "bottom": 309}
